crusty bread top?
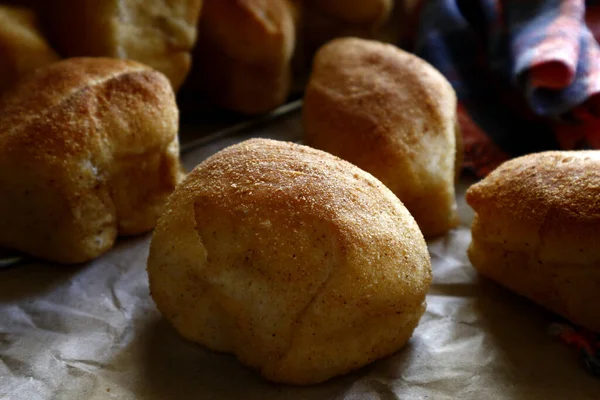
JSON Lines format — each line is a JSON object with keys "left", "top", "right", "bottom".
{"left": 308, "top": 37, "right": 455, "bottom": 124}
{"left": 0, "top": 57, "right": 181, "bottom": 262}
{"left": 467, "top": 151, "right": 600, "bottom": 264}
{"left": 0, "top": 57, "right": 174, "bottom": 160}
{"left": 160, "top": 138, "right": 431, "bottom": 302}
{"left": 1, "top": 57, "right": 147, "bottom": 116}
{"left": 467, "top": 151, "right": 600, "bottom": 224}
{"left": 148, "top": 137, "right": 431, "bottom": 383}
{"left": 303, "top": 37, "right": 458, "bottom": 237}
{"left": 305, "top": 38, "right": 457, "bottom": 166}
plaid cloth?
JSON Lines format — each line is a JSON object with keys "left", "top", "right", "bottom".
{"left": 412, "top": 0, "right": 600, "bottom": 377}
{"left": 414, "top": 0, "right": 600, "bottom": 176}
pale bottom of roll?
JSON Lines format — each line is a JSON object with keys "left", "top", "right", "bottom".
{"left": 169, "top": 297, "right": 426, "bottom": 385}
{"left": 468, "top": 238, "right": 600, "bottom": 333}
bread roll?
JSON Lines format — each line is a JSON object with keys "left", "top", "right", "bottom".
{"left": 190, "top": 0, "right": 295, "bottom": 114}
{"left": 40, "top": 0, "right": 203, "bottom": 90}
{"left": 303, "top": 38, "right": 460, "bottom": 237}
{"left": 0, "top": 5, "right": 60, "bottom": 93}
{"left": 147, "top": 138, "right": 431, "bottom": 384}
{"left": 0, "top": 58, "right": 184, "bottom": 264}
{"left": 467, "top": 151, "right": 600, "bottom": 333}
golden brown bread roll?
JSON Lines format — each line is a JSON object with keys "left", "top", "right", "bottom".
{"left": 0, "top": 57, "right": 184, "bottom": 264}
{"left": 147, "top": 138, "right": 431, "bottom": 385}
{"left": 303, "top": 37, "right": 460, "bottom": 237}
{"left": 467, "top": 151, "right": 600, "bottom": 333}
{"left": 40, "top": 0, "right": 203, "bottom": 90}
{"left": 190, "top": 0, "right": 295, "bottom": 114}
{"left": 0, "top": 5, "right": 60, "bottom": 93}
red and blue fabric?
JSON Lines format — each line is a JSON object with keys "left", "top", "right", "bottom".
{"left": 414, "top": 0, "right": 600, "bottom": 176}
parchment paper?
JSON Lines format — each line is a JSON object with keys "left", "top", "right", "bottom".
{"left": 1, "top": 110, "right": 599, "bottom": 400}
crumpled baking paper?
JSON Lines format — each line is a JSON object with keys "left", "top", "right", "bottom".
{"left": 1, "top": 110, "right": 599, "bottom": 400}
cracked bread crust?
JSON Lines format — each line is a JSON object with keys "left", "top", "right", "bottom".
{"left": 147, "top": 138, "right": 431, "bottom": 384}
{"left": 466, "top": 151, "right": 600, "bottom": 332}
{"left": 0, "top": 57, "right": 184, "bottom": 263}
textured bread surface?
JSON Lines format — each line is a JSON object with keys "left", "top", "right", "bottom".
{"left": 147, "top": 138, "right": 431, "bottom": 384}
{"left": 303, "top": 37, "right": 459, "bottom": 237}
{"left": 0, "top": 57, "right": 184, "bottom": 263}
{"left": 0, "top": 5, "right": 60, "bottom": 93}
{"left": 467, "top": 151, "right": 600, "bottom": 332}
{"left": 191, "top": 0, "right": 295, "bottom": 114}
{"left": 42, "top": 0, "right": 203, "bottom": 90}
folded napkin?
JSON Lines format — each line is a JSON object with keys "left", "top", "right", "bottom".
{"left": 415, "top": 0, "right": 600, "bottom": 176}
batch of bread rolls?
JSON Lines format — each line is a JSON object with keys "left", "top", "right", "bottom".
{"left": 0, "top": 0, "right": 598, "bottom": 387}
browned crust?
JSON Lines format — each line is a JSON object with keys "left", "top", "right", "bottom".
{"left": 466, "top": 151, "right": 600, "bottom": 265}
{"left": 0, "top": 57, "right": 184, "bottom": 263}
{"left": 148, "top": 138, "right": 431, "bottom": 384}
{"left": 303, "top": 37, "right": 458, "bottom": 237}
{"left": 467, "top": 151, "right": 600, "bottom": 332}
{"left": 467, "top": 151, "right": 600, "bottom": 222}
